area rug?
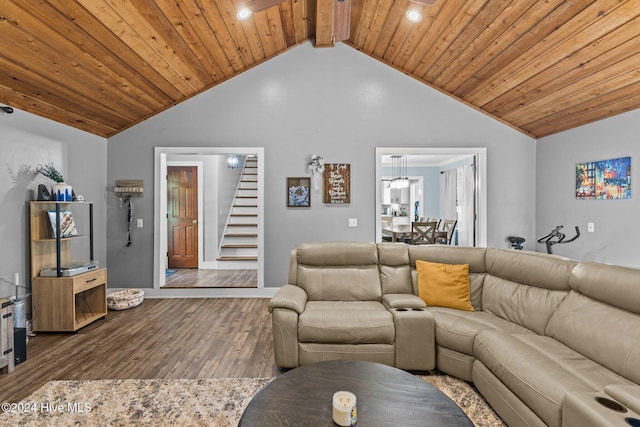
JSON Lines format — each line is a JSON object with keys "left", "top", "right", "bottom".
{"left": 0, "top": 375, "right": 505, "bottom": 426}
{"left": 165, "top": 269, "right": 177, "bottom": 277}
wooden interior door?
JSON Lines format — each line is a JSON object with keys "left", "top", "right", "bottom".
{"left": 167, "top": 166, "right": 198, "bottom": 268}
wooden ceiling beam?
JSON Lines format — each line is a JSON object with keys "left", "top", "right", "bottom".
{"left": 315, "top": 0, "right": 335, "bottom": 47}
{"left": 315, "top": 0, "right": 350, "bottom": 47}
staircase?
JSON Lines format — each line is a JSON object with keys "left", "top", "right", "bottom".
{"left": 217, "top": 156, "right": 258, "bottom": 269}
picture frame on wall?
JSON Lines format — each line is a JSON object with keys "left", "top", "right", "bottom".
{"left": 576, "top": 156, "right": 631, "bottom": 200}
{"left": 287, "top": 177, "right": 311, "bottom": 207}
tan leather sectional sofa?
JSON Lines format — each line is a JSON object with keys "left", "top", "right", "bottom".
{"left": 269, "top": 241, "right": 640, "bottom": 427}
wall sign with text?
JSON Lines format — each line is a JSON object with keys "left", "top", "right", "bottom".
{"left": 323, "top": 163, "right": 351, "bottom": 204}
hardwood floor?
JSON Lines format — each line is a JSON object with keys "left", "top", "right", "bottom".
{"left": 163, "top": 269, "right": 257, "bottom": 288}
{"left": 0, "top": 298, "right": 279, "bottom": 403}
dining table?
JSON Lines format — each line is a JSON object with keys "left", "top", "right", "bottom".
{"left": 383, "top": 223, "right": 449, "bottom": 244}
{"left": 382, "top": 224, "right": 411, "bottom": 242}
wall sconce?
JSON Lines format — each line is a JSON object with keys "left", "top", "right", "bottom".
{"left": 227, "top": 154, "right": 239, "bottom": 169}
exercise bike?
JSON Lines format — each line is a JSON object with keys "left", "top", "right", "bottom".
{"left": 537, "top": 225, "right": 580, "bottom": 254}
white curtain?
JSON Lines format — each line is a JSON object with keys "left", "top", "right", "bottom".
{"left": 443, "top": 169, "right": 457, "bottom": 221}
{"left": 458, "top": 164, "right": 475, "bottom": 247}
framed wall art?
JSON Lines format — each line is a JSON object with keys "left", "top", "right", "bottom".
{"left": 287, "top": 177, "right": 311, "bottom": 207}
{"left": 323, "top": 163, "right": 351, "bottom": 204}
{"left": 576, "top": 156, "right": 631, "bottom": 200}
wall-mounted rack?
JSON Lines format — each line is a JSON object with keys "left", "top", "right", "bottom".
{"left": 114, "top": 179, "right": 143, "bottom": 198}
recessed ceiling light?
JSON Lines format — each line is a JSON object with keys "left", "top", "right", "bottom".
{"left": 236, "top": 7, "right": 252, "bottom": 20}
{"left": 406, "top": 10, "right": 422, "bottom": 23}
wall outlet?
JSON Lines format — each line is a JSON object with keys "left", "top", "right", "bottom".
{"left": 137, "top": 218, "right": 144, "bottom": 228}
{"left": 348, "top": 218, "right": 358, "bottom": 228}
{"left": 587, "top": 222, "right": 595, "bottom": 233}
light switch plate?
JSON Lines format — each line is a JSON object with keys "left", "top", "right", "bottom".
{"left": 137, "top": 218, "right": 144, "bottom": 228}
{"left": 348, "top": 218, "right": 358, "bottom": 227}
{"left": 587, "top": 222, "right": 594, "bottom": 233}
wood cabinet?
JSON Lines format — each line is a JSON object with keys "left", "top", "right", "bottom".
{"left": 32, "top": 269, "right": 107, "bottom": 332}
{"left": 0, "top": 299, "right": 14, "bottom": 373}
{"left": 382, "top": 185, "right": 410, "bottom": 205}
{"left": 29, "top": 202, "right": 107, "bottom": 332}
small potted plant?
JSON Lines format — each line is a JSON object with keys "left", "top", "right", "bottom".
{"left": 36, "top": 163, "right": 72, "bottom": 201}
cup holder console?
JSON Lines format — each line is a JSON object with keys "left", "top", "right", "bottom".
{"left": 411, "top": 308, "right": 425, "bottom": 311}
{"left": 396, "top": 308, "right": 408, "bottom": 311}
{"left": 595, "top": 397, "right": 627, "bottom": 413}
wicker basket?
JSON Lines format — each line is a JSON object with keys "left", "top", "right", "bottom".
{"left": 107, "top": 289, "right": 144, "bottom": 310}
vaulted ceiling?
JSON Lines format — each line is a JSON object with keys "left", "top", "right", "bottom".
{"left": 1, "top": 0, "right": 639, "bottom": 138}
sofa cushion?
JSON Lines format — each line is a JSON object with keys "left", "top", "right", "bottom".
{"left": 482, "top": 275, "right": 568, "bottom": 334}
{"left": 378, "top": 243, "right": 413, "bottom": 295}
{"left": 416, "top": 261, "right": 474, "bottom": 311}
{"left": 428, "top": 307, "right": 533, "bottom": 355}
{"left": 409, "top": 245, "right": 487, "bottom": 272}
{"left": 569, "top": 261, "right": 640, "bottom": 315}
{"left": 298, "top": 301, "right": 394, "bottom": 344}
{"left": 297, "top": 265, "right": 382, "bottom": 301}
{"left": 546, "top": 290, "right": 640, "bottom": 384}
{"left": 295, "top": 242, "right": 383, "bottom": 301}
{"left": 485, "top": 248, "right": 576, "bottom": 291}
{"left": 408, "top": 245, "right": 486, "bottom": 310}
{"left": 474, "top": 331, "right": 632, "bottom": 427}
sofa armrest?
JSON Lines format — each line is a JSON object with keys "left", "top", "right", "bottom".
{"left": 382, "top": 294, "right": 426, "bottom": 309}
{"left": 605, "top": 384, "right": 640, "bottom": 414}
{"left": 269, "top": 284, "right": 308, "bottom": 314}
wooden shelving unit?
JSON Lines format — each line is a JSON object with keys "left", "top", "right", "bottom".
{"left": 30, "top": 202, "right": 107, "bottom": 332}
{"left": 0, "top": 299, "right": 14, "bottom": 373}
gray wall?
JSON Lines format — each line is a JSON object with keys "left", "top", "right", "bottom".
{"left": 0, "top": 110, "right": 107, "bottom": 298}
{"left": 536, "top": 109, "right": 639, "bottom": 268}
{"left": 106, "top": 41, "right": 536, "bottom": 288}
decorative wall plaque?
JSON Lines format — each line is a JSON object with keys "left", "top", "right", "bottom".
{"left": 323, "top": 163, "right": 351, "bottom": 204}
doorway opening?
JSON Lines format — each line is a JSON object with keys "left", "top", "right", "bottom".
{"left": 375, "top": 147, "right": 487, "bottom": 246}
{"left": 154, "top": 147, "right": 264, "bottom": 290}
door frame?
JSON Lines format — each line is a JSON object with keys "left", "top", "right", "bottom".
{"left": 154, "top": 147, "right": 265, "bottom": 290}
{"left": 375, "top": 147, "right": 487, "bottom": 246}
{"left": 166, "top": 161, "right": 204, "bottom": 270}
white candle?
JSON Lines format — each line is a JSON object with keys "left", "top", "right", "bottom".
{"left": 332, "top": 391, "right": 357, "bottom": 426}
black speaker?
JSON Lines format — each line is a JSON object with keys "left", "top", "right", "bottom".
{"left": 37, "top": 184, "right": 51, "bottom": 201}
{"left": 13, "top": 328, "right": 27, "bottom": 366}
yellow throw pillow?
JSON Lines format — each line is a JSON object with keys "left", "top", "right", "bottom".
{"left": 416, "top": 260, "right": 474, "bottom": 311}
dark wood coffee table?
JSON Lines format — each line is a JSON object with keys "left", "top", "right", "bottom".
{"left": 239, "top": 360, "right": 474, "bottom": 426}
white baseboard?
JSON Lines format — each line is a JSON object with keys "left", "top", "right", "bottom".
{"left": 107, "top": 287, "right": 277, "bottom": 298}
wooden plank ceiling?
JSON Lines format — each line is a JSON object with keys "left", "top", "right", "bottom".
{"left": 1, "top": 0, "right": 639, "bottom": 138}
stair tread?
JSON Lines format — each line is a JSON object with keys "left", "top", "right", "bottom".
{"left": 235, "top": 196, "right": 257, "bottom": 199}
{"left": 233, "top": 204, "right": 258, "bottom": 208}
{"left": 228, "top": 223, "right": 257, "bottom": 227}
{"left": 225, "top": 233, "right": 258, "bottom": 237}
{"left": 231, "top": 213, "right": 257, "bottom": 217}
{"left": 217, "top": 256, "right": 258, "bottom": 261}
{"left": 221, "top": 244, "right": 258, "bottom": 248}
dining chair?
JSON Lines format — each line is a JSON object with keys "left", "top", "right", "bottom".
{"left": 438, "top": 219, "right": 457, "bottom": 245}
{"left": 410, "top": 221, "right": 438, "bottom": 245}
